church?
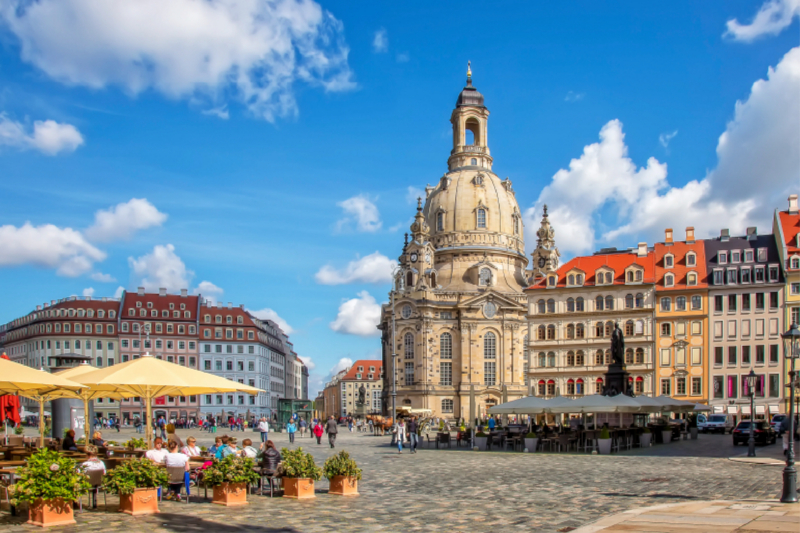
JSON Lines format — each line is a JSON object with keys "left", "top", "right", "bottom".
{"left": 378, "top": 65, "right": 559, "bottom": 420}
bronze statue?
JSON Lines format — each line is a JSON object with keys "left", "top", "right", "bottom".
{"left": 611, "top": 322, "right": 625, "bottom": 366}
{"left": 357, "top": 384, "right": 366, "bottom": 405}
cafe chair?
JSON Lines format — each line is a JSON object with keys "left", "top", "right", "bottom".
{"left": 164, "top": 467, "right": 190, "bottom": 503}
{"left": 85, "top": 470, "right": 107, "bottom": 509}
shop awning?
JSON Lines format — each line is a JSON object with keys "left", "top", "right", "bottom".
{"left": 741, "top": 405, "right": 751, "bottom": 415}
{"left": 755, "top": 405, "right": 766, "bottom": 415}
{"left": 713, "top": 405, "right": 725, "bottom": 413}
{"left": 768, "top": 404, "right": 781, "bottom": 414}
{"left": 728, "top": 405, "right": 739, "bottom": 414}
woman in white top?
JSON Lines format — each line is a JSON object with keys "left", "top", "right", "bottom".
{"left": 241, "top": 438, "right": 259, "bottom": 459}
{"left": 164, "top": 441, "right": 190, "bottom": 501}
{"left": 145, "top": 437, "right": 168, "bottom": 464}
{"left": 80, "top": 446, "right": 106, "bottom": 474}
{"left": 395, "top": 420, "right": 406, "bottom": 454}
{"left": 181, "top": 436, "right": 201, "bottom": 457}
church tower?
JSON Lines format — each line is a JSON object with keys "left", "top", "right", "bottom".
{"left": 530, "top": 205, "right": 560, "bottom": 281}
{"left": 379, "top": 64, "right": 529, "bottom": 420}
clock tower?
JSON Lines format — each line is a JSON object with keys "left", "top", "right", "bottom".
{"left": 530, "top": 205, "right": 559, "bottom": 281}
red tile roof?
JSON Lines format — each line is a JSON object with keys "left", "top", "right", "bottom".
{"left": 199, "top": 305, "right": 256, "bottom": 327}
{"left": 527, "top": 251, "right": 655, "bottom": 290}
{"left": 654, "top": 241, "right": 708, "bottom": 290}
{"left": 342, "top": 360, "right": 383, "bottom": 381}
{"left": 121, "top": 292, "right": 199, "bottom": 320}
{"left": 778, "top": 211, "right": 800, "bottom": 254}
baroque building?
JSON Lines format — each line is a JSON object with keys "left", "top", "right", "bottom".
{"left": 379, "top": 66, "right": 530, "bottom": 419}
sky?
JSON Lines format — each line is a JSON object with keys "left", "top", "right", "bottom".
{"left": 0, "top": 1, "right": 798, "bottom": 396}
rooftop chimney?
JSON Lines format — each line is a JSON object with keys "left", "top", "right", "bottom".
{"left": 137, "top": 287, "right": 145, "bottom": 296}
{"left": 746, "top": 227, "right": 757, "bottom": 241}
{"left": 227, "top": 302, "right": 232, "bottom": 309}
{"left": 159, "top": 288, "right": 167, "bottom": 296}
{"left": 36, "top": 305, "right": 42, "bottom": 311}
{"left": 240, "top": 304, "right": 245, "bottom": 309}
{"left": 102, "top": 297, "right": 108, "bottom": 302}
{"left": 686, "top": 227, "right": 695, "bottom": 244}
{"left": 180, "top": 289, "right": 188, "bottom": 297}
{"left": 85, "top": 296, "right": 92, "bottom": 301}
{"left": 637, "top": 242, "right": 647, "bottom": 257}
{"left": 51, "top": 300, "right": 56, "bottom": 305}
{"left": 789, "top": 194, "right": 798, "bottom": 215}
{"left": 720, "top": 229, "right": 730, "bottom": 242}
{"left": 664, "top": 228, "right": 673, "bottom": 245}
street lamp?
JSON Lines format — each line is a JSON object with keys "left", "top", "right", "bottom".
{"left": 780, "top": 322, "right": 800, "bottom": 504}
{"left": 746, "top": 369, "right": 758, "bottom": 458}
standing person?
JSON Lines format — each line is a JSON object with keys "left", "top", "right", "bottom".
{"left": 395, "top": 420, "right": 406, "bottom": 454}
{"left": 257, "top": 416, "right": 270, "bottom": 443}
{"left": 299, "top": 417, "right": 307, "bottom": 438}
{"left": 287, "top": 419, "right": 297, "bottom": 444}
{"left": 407, "top": 417, "right": 419, "bottom": 453}
{"left": 325, "top": 416, "right": 338, "bottom": 449}
{"left": 158, "top": 416, "right": 167, "bottom": 440}
{"left": 781, "top": 415, "right": 792, "bottom": 456}
{"left": 313, "top": 421, "right": 324, "bottom": 444}
{"left": 488, "top": 416, "right": 496, "bottom": 431}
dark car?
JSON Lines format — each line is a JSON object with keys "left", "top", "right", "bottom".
{"left": 732, "top": 420, "right": 777, "bottom": 446}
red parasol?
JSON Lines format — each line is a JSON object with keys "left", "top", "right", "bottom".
{"left": 0, "top": 353, "right": 22, "bottom": 426}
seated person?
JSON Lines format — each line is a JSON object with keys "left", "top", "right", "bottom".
{"left": 241, "top": 438, "right": 259, "bottom": 459}
{"left": 163, "top": 441, "right": 190, "bottom": 501}
{"left": 62, "top": 429, "right": 78, "bottom": 451}
{"left": 91, "top": 431, "right": 105, "bottom": 447}
{"left": 145, "top": 437, "right": 168, "bottom": 464}
{"left": 208, "top": 437, "right": 223, "bottom": 456}
{"left": 181, "top": 436, "right": 201, "bottom": 457}
{"left": 220, "top": 437, "right": 239, "bottom": 459}
{"left": 260, "top": 440, "right": 281, "bottom": 475}
{"left": 80, "top": 445, "right": 107, "bottom": 474}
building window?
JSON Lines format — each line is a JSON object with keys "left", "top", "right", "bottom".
{"left": 476, "top": 208, "right": 486, "bottom": 229}
{"left": 728, "top": 346, "right": 737, "bottom": 365}
{"left": 625, "top": 294, "right": 633, "bottom": 308}
{"left": 547, "top": 299, "right": 555, "bottom": 313}
{"left": 664, "top": 274, "right": 674, "bottom": 287}
{"left": 660, "top": 323, "right": 671, "bottom": 336}
{"left": 660, "top": 379, "right": 671, "bottom": 395}
{"left": 404, "top": 333, "right": 414, "bottom": 359}
{"left": 676, "top": 377, "right": 686, "bottom": 395}
{"left": 691, "top": 377, "right": 701, "bottom": 395}
{"left": 440, "top": 333, "right": 452, "bottom": 359}
{"left": 479, "top": 267, "right": 491, "bottom": 286}
{"left": 405, "top": 362, "right": 414, "bottom": 384}
{"left": 691, "top": 295, "right": 702, "bottom": 310}
{"left": 484, "top": 362, "right": 496, "bottom": 386}
{"left": 440, "top": 362, "right": 452, "bottom": 386}
{"left": 595, "top": 296, "right": 604, "bottom": 311}
{"left": 728, "top": 294, "right": 737, "bottom": 312}
{"left": 537, "top": 300, "right": 546, "bottom": 314}
{"left": 441, "top": 399, "right": 454, "bottom": 413}
{"left": 484, "top": 332, "right": 496, "bottom": 359}
{"left": 576, "top": 297, "right": 584, "bottom": 311}
{"left": 625, "top": 321, "right": 634, "bottom": 336}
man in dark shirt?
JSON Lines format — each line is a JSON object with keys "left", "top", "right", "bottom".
{"left": 407, "top": 417, "right": 419, "bottom": 453}
{"left": 325, "top": 416, "right": 338, "bottom": 448}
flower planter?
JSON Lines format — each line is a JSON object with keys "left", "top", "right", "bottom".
{"left": 28, "top": 498, "right": 75, "bottom": 527}
{"left": 119, "top": 487, "right": 159, "bottom": 515}
{"left": 474, "top": 437, "right": 488, "bottom": 451}
{"left": 283, "top": 478, "right": 315, "bottom": 499}
{"left": 661, "top": 430, "right": 672, "bottom": 444}
{"left": 690, "top": 428, "right": 698, "bottom": 440}
{"left": 639, "top": 433, "right": 652, "bottom": 447}
{"left": 328, "top": 476, "right": 359, "bottom": 496}
{"left": 212, "top": 482, "right": 249, "bottom": 506}
{"left": 524, "top": 438, "right": 538, "bottom": 453}
{"left": 597, "top": 438, "right": 612, "bottom": 455}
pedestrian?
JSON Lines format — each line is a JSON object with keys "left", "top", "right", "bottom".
{"left": 407, "top": 416, "right": 419, "bottom": 453}
{"left": 325, "top": 415, "right": 338, "bottom": 448}
{"left": 158, "top": 416, "right": 167, "bottom": 440}
{"left": 488, "top": 416, "right": 496, "bottom": 431}
{"left": 257, "top": 416, "right": 270, "bottom": 443}
{"left": 287, "top": 419, "right": 297, "bottom": 444}
{"left": 299, "top": 417, "right": 307, "bottom": 438}
{"left": 781, "top": 415, "right": 792, "bottom": 456}
{"left": 368, "top": 418, "right": 374, "bottom": 434}
{"left": 348, "top": 417, "right": 353, "bottom": 432}
{"left": 313, "top": 421, "right": 324, "bottom": 444}
{"left": 395, "top": 420, "right": 406, "bottom": 454}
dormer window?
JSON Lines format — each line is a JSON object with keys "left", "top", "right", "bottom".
{"left": 740, "top": 268, "right": 751, "bottom": 283}
{"left": 713, "top": 269, "right": 724, "bottom": 285}
{"left": 745, "top": 250, "right": 754, "bottom": 262}
{"left": 476, "top": 208, "right": 486, "bottom": 229}
{"left": 727, "top": 268, "right": 737, "bottom": 284}
{"left": 664, "top": 273, "right": 674, "bottom": 287}
{"left": 479, "top": 267, "right": 491, "bottom": 286}
{"left": 769, "top": 265, "right": 779, "bottom": 282}
{"left": 757, "top": 248, "right": 767, "bottom": 262}
{"left": 576, "top": 274, "right": 583, "bottom": 285}
{"left": 791, "top": 256, "right": 800, "bottom": 270}
{"left": 687, "top": 272, "right": 697, "bottom": 286}
{"left": 731, "top": 251, "right": 741, "bottom": 263}
{"left": 718, "top": 252, "right": 728, "bottom": 264}
{"left": 568, "top": 275, "right": 575, "bottom": 286}
{"left": 686, "top": 253, "right": 696, "bottom": 266}
{"left": 547, "top": 275, "right": 557, "bottom": 288}
{"left": 664, "top": 254, "right": 674, "bottom": 268}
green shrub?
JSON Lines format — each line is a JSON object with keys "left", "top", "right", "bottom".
{"left": 475, "top": 431, "right": 487, "bottom": 438}
{"left": 280, "top": 447, "right": 322, "bottom": 481}
{"left": 8, "top": 448, "right": 91, "bottom": 505}
{"left": 322, "top": 451, "right": 362, "bottom": 481}
{"left": 599, "top": 428, "right": 611, "bottom": 439}
{"left": 643, "top": 428, "right": 651, "bottom": 434}
{"left": 124, "top": 437, "right": 147, "bottom": 450}
{"left": 525, "top": 432, "right": 538, "bottom": 439}
{"left": 103, "top": 459, "right": 168, "bottom": 495}
{"left": 201, "top": 455, "right": 260, "bottom": 487}
{"left": 13, "top": 425, "right": 24, "bottom": 435}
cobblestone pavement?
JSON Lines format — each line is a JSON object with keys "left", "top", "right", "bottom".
{"left": 1, "top": 430, "right": 790, "bottom": 533}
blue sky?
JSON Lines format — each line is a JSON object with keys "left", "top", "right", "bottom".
{"left": 0, "top": 1, "right": 798, "bottom": 395}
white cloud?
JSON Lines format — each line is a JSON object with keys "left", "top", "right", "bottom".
{"left": 90, "top": 272, "right": 116, "bottom": 283}
{"left": 725, "top": 0, "right": 800, "bottom": 42}
{"left": 659, "top": 130, "right": 678, "bottom": 149}
{"left": 85, "top": 198, "right": 167, "bottom": 242}
{"left": 193, "top": 280, "right": 224, "bottom": 297}
{"left": 336, "top": 195, "right": 382, "bottom": 232}
{"left": 328, "top": 357, "right": 352, "bottom": 376}
{"left": 113, "top": 286, "right": 125, "bottom": 299}
{"left": 249, "top": 307, "right": 294, "bottom": 335}
{"left": 0, "top": 0, "right": 356, "bottom": 122}
{"left": 406, "top": 186, "right": 424, "bottom": 205}
{"left": 315, "top": 251, "right": 396, "bottom": 285}
{"left": 128, "top": 244, "right": 192, "bottom": 292}
{"left": 525, "top": 47, "right": 800, "bottom": 257}
{"left": 0, "top": 114, "right": 84, "bottom": 155}
{"left": 329, "top": 290, "right": 381, "bottom": 337}
{"left": 82, "top": 287, "right": 94, "bottom": 297}
{"left": 201, "top": 106, "right": 229, "bottom": 120}
{"left": 0, "top": 222, "right": 105, "bottom": 276}
{"left": 564, "top": 91, "right": 585, "bottom": 102}
{"left": 396, "top": 52, "right": 409, "bottom": 63}
{"left": 297, "top": 355, "right": 315, "bottom": 371}
{"left": 372, "top": 28, "right": 388, "bottom": 53}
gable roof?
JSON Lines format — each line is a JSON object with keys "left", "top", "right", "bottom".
{"left": 777, "top": 210, "right": 800, "bottom": 254}
{"left": 342, "top": 360, "right": 383, "bottom": 381}
{"left": 654, "top": 240, "right": 708, "bottom": 290}
{"left": 526, "top": 250, "right": 655, "bottom": 290}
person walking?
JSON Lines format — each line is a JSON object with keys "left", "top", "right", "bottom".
{"left": 158, "top": 416, "right": 167, "bottom": 440}
{"left": 287, "top": 420, "right": 297, "bottom": 444}
{"left": 257, "top": 416, "right": 270, "bottom": 443}
{"left": 299, "top": 417, "right": 307, "bottom": 438}
{"left": 325, "top": 416, "right": 338, "bottom": 449}
{"left": 395, "top": 420, "right": 406, "bottom": 454}
{"left": 781, "top": 415, "right": 792, "bottom": 456}
{"left": 407, "top": 417, "right": 419, "bottom": 453}
{"left": 313, "top": 421, "right": 324, "bottom": 444}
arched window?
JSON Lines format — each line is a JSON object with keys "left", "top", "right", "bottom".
{"left": 568, "top": 275, "right": 575, "bottom": 286}
{"left": 547, "top": 352, "right": 556, "bottom": 367}
{"left": 635, "top": 320, "right": 644, "bottom": 335}
{"left": 537, "top": 380, "right": 546, "bottom": 396}
{"left": 546, "top": 379, "right": 555, "bottom": 396}
{"left": 476, "top": 208, "right": 486, "bottom": 228}
{"left": 595, "top": 378, "right": 604, "bottom": 394}
{"left": 576, "top": 378, "right": 585, "bottom": 395}
{"left": 406, "top": 271, "right": 413, "bottom": 288}
{"left": 576, "top": 324, "right": 585, "bottom": 338}
{"left": 567, "top": 298, "right": 575, "bottom": 312}
{"left": 635, "top": 376, "right": 644, "bottom": 393}
{"left": 605, "top": 296, "right": 614, "bottom": 310}
{"left": 431, "top": 272, "right": 437, "bottom": 287}
{"left": 483, "top": 332, "right": 496, "bottom": 359}
{"left": 546, "top": 325, "right": 556, "bottom": 340}
{"left": 537, "top": 325, "right": 546, "bottom": 340}
{"left": 547, "top": 299, "right": 555, "bottom": 313}
{"left": 471, "top": 158, "right": 478, "bottom": 166}
{"left": 664, "top": 273, "right": 674, "bottom": 287}
{"left": 538, "top": 352, "right": 546, "bottom": 367}
{"left": 661, "top": 323, "right": 672, "bottom": 336}
{"left": 577, "top": 274, "right": 584, "bottom": 285}
{"left": 595, "top": 322, "right": 604, "bottom": 337}
{"left": 567, "top": 379, "right": 575, "bottom": 395}
{"left": 605, "top": 321, "right": 613, "bottom": 337}
{"left": 635, "top": 293, "right": 644, "bottom": 308}
{"left": 576, "top": 297, "right": 584, "bottom": 311}
{"left": 440, "top": 333, "right": 452, "bottom": 359}
{"left": 635, "top": 348, "right": 644, "bottom": 364}
{"left": 479, "top": 268, "right": 491, "bottom": 286}
{"left": 606, "top": 272, "right": 614, "bottom": 284}
{"left": 676, "top": 296, "right": 687, "bottom": 311}
{"left": 513, "top": 216, "right": 519, "bottom": 235}
{"left": 595, "top": 350, "right": 604, "bottom": 365}
{"left": 625, "top": 348, "right": 634, "bottom": 364}
{"left": 596, "top": 296, "right": 604, "bottom": 311}
{"left": 625, "top": 320, "right": 634, "bottom": 336}
{"left": 566, "top": 324, "right": 575, "bottom": 339}
{"left": 635, "top": 270, "right": 643, "bottom": 281}
{"left": 437, "top": 212, "right": 444, "bottom": 232}
{"left": 687, "top": 273, "right": 697, "bottom": 285}
{"left": 538, "top": 300, "right": 546, "bottom": 313}
{"left": 404, "top": 333, "right": 414, "bottom": 359}
{"left": 567, "top": 351, "right": 575, "bottom": 366}
{"left": 627, "top": 271, "right": 634, "bottom": 282}
{"left": 625, "top": 294, "right": 634, "bottom": 308}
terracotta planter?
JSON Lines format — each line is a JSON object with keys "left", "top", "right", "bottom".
{"left": 283, "top": 478, "right": 315, "bottom": 499}
{"left": 328, "top": 475, "right": 359, "bottom": 496}
{"left": 119, "top": 487, "right": 159, "bottom": 515}
{"left": 28, "top": 498, "right": 76, "bottom": 527}
{"left": 212, "top": 482, "right": 249, "bottom": 506}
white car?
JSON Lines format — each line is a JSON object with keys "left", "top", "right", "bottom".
{"left": 699, "top": 414, "right": 735, "bottom": 434}
{"left": 771, "top": 414, "right": 787, "bottom": 435}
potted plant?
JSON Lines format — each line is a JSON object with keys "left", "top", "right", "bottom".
{"left": 597, "top": 428, "right": 612, "bottom": 454}
{"left": 280, "top": 447, "right": 322, "bottom": 499}
{"left": 202, "top": 455, "right": 260, "bottom": 506}
{"left": 103, "top": 458, "right": 167, "bottom": 515}
{"left": 687, "top": 414, "right": 698, "bottom": 440}
{"left": 124, "top": 437, "right": 147, "bottom": 451}
{"left": 323, "top": 451, "right": 362, "bottom": 496}
{"left": 661, "top": 426, "right": 672, "bottom": 444}
{"left": 14, "top": 425, "right": 24, "bottom": 435}
{"left": 524, "top": 431, "right": 539, "bottom": 453}
{"left": 639, "top": 428, "right": 652, "bottom": 447}
{"left": 474, "top": 431, "right": 488, "bottom": 451}
{"left": 8, "top": 448, "right": 90, "bottom": 527}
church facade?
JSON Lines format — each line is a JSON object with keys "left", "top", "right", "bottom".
{"left": 378, "top": 67, "right": 545, "bottom": 420}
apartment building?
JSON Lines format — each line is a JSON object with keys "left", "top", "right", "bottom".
{"left": 773, "top": 194, "right": 799, "bottom": 413}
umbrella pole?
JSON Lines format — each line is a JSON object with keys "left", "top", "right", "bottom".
{"left": 83, "top": 397, "right": 91, "bottom": 446}
{"left": 38, "top": 398, "right": 45, "bottom": 448}
{"left": 145, "top": 390, "right": 153, "bottom": 448}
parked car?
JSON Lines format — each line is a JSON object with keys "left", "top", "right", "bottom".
{"left": 732, "top": 420, "right": 777, "bottom": 446}
{"left": 699, "top": 414, "right": 735, "bottom": 434}
{"left": 771, "top": 414, "right": 787, "bottom": 435}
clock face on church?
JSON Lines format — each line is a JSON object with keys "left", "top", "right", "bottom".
{"left": 410, "top": 253, "right": 418, "bottom": 262}
{"left": 538, "top": 258, "right": 546, "bottom": 268}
